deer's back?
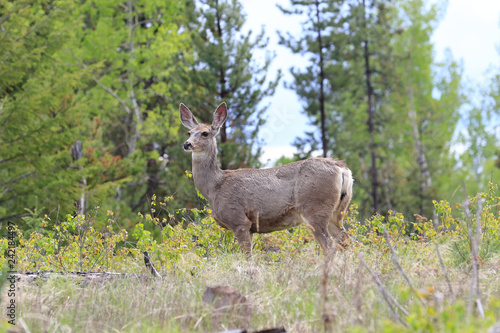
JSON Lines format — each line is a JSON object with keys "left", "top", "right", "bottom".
{"left": 211, "top": 158, "right": 349, "bottom": 231}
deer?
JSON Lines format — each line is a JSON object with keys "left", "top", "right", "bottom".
{"left": 180, "top": 102, "right": 353, "bottom": 255}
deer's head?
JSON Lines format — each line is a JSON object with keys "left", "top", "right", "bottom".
{"left": 179, "top": 102, "right": 228, "bottom": 154}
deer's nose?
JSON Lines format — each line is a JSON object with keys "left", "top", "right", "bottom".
{"left": 183, "top": 142, "right": 192, "bottom": 150}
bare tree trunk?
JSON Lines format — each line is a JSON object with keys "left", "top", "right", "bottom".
{"left": 407, "top": 86, "right": 432, "bottom": 215}
{"left": 126, "top": 0, "right": 141, "bottom": 157}
{"left": 72, "top": 141, "right": 88, "bottom": 217}
{"left": 381, "top": 164, "right": 394, "bottom": 212}
{"left": 362, "top": 0, "right": 379, "bottom": 213}
{"left": 315, "top": 0, "right": 328, "bottom": 158}
{"left": 123, "top": 0, "right": 145, "bottom": 210}
{"left": 132, "top": 142, "right": 160, "bottom": 211}
{"left": 215, "top": 0, "right": 229, "bottom": 169}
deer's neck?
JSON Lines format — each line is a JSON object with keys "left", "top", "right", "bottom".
{"left": 191, "top": 146, "right": 223, "bottom": 202}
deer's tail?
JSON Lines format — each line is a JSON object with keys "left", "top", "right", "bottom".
{"left": 338, "top": 168, "right": 353, "bottom": 216}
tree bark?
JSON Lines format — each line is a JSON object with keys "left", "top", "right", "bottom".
{"left": 71, "top": 140, "right": 88, "bottom": 217}
{"left": 407, "top": 86, "right": 432, "bottom": 215}
{"left": 363, "top": 0, "right": 379, "bottom": 213}
{"left": 215, "top": 0, "right": 229, "bottom": 169}
{"left": 126, "top": 0, "right": 141, "bottom": 157}
{"left": 315, "top": 0, "right": 328, "bottom": 158}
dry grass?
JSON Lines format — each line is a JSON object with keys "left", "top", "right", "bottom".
{"left": 11, "top": 239, "right": 500, "bottom": 333}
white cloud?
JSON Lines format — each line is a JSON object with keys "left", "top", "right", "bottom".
{"left": 432, "top": 0, "right": 500, "bottom": 81}
{"left": 241, "top": 0, "right": 500, "bottom": 166}
{"left": 260, "top": 145, "right": 297, "bottom": 168}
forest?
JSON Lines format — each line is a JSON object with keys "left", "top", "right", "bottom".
{"left": 1, "top": 0, "right": 499, "bottom": 228}
{"left": 1, "top": 0, "right": 500, "bottom": 332}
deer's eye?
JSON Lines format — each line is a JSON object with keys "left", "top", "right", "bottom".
{"left": 187, "top": 132, "right": 191, "bottom": 136}
{"left": 202, "top": 132, "right": 209, "bottom": 137}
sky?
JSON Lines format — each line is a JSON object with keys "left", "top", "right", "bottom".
{"left": 239, "top": 0, "right": 500, "bottom": 166}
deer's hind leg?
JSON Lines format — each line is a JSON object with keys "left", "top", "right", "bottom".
{"left": 327, "top": 221, "right": 349, "bottom": 249}
{"left": 328, "top": 186, "right": 352, "bottom": 248}
{"left": 300, "top": 211, "right": 335, "bottom": 253}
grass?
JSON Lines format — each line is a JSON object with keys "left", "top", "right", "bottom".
{"left": 4, "top": 183, "right": 500, "bottom": 332}
{"left": 11, "top": 239, "right": 500, "bottom": 332}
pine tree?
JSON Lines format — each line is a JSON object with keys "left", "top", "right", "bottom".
{"left": 279, "top": 0, "right": 397, "bottom": 216}
{"left": 278, "top": 0, "right": 348, "bottom": 159}
{"left": 188, "top": 0, "right": 281, "bottom": 169}
{"left": 278, "top": 0, "right": 464, "bottom": 219}
{"left": 389, "top": 0, "right": 462, "bottom": 216}
{"left": 347, "top": 0, "right": 397, "bottom": 214}
{"left": 71, "top": 0, "right": 190, "bottom": 214}
{"left": 458, "top": 63, "right": 500, "bottom": 193}
{"left": 0, "top": 0, "right": 111, "bottom": 224}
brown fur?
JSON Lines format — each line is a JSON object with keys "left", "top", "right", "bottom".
{"left": 180, "top": 102, "right": 353, "bottom": 255}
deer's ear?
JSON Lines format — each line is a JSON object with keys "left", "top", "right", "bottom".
{"left": 179, "top": 103, "right": 199, "bottom": 129}
{"left": 212, "top": 102, "right": 228, "bottom": 131}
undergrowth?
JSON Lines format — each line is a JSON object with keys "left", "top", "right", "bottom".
{"left": 1, "top": 183, "right": 499, "bottom": 332}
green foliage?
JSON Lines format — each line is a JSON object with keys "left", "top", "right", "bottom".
{"left": 6, "top": 185, "right": 500, "bottom": 332}
{"left": 131, "top": 195, "right": 319, "bottom": 268}
{"left": 0, "top": 0, "right": 95, "bottom": 224}
{"left": 9, "top": 193, "right": 320, "bottom": 272}
{"left": 375, "top": 299, "right": 500, "bottom": 333}
{"left": 69, "top": 0, "right": 190, "bottom": 215}
{"left": 14, "top": 211, "right": 128, "bottom": 272}
{"left": 345, "top": 183, "right": 500, "bottom": 263}
{"left": 278, "top": 0, "right": 466, "bottom": 220}
{"left": 440, "top": 183, "right": 500, "bottom": 267}
{"left": 8, "top": 184, "right": 499, "bottom": 276}
{"left": 187, "top": 0, "right": 281, "bottom": 169}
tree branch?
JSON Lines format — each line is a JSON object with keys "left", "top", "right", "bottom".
{"left": 382, "top": 227, "right": 424, "bottom": 305}
{"left": 80, "top": 62, "right": 131, "bottom": 114}
{"left": 143, "top": 251, "right": 161, "bottom": 278}
{"left": 0, "top": 170, "right": 35, "bottom": 187}
{"left": 359, "top": 254, "right": 408, "bottom": 327}
{"left": 434, "top": 242, "right": 455, "bottom": 303}
{"left": 0, "top": 213, "right": 30, "bottom": 222}
{"left": 92, "top": 76, "right": 131, "bottom": 114}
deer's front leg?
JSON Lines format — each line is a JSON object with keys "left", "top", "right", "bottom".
{"left": 214, "top": 205, "right": 253, "bottom": 257}
{"left": 231, "top": 219, "right": 253, "bottom": 257}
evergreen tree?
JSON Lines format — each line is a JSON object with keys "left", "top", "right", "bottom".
{"left": 279, "top": 0, "right": 397, "bottom": 216}
{"left": 346, "top": 0, "right": 398, "bottom": 214}
{"left": 188, "top": 0, "right": 281, "bottom": 169}
{"left": 0, "top": 0, "right": 92, "bottom": 224}
{"left": 71, "top": 0, "right": 191, "bottom": 215}
{"left": 389, "top": 0, "right": 462, "bottom": 216}
{"left": 278, "top": 0, "right": 463, "bottom": 219}
{"left": 278, "top": 0, "right": 348, "bottom": 159}
{"left": 459, "top": 64, "right": 500, "bottom": 193}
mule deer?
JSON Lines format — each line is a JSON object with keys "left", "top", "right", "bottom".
{"left": 180, "top": 102, "right": 353, "bottom": 255}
